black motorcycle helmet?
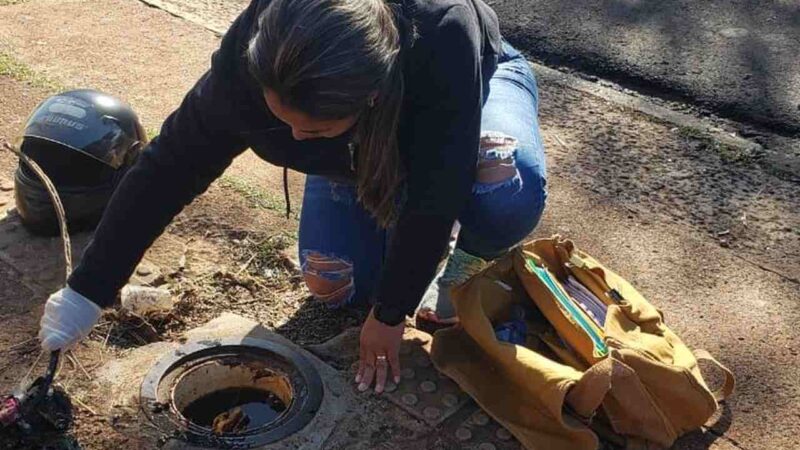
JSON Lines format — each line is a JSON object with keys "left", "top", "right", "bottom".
{"left": 14, "top": 89, "right": 146, "bottom": 235}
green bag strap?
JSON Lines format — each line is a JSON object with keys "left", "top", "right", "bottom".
{"left": 693, "top": 349, "right": 736, "bottom": 402}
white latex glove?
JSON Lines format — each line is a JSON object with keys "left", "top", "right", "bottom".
{"left": 39, "top": 286, "right": 102, "bottom": 352}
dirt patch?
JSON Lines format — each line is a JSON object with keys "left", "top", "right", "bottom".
{"left": 0, "top": 0, "right": 221, "bottom": 131}
{"left": 0, "top": 256, "right": 37, "bottom": 317}
{"left": 155, "top": 179, "right": 359, "bottom": 345}
{"left": 538, "top": 81, "right": 800, "bottom": 283}
{"left": 0, "top": 52, "right": 62, "bottom": 91}
{"left": 0, "top": 76, "right": 52, "bottom": 177}
{"left": 0, "top": 307, "right": 39, "bottom": 394}
{"left": 228, "top": 154, "right": 307, "bottom": 217}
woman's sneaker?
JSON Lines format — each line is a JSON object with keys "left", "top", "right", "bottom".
{"left": 416, "top": 248, "right": 488, "bottom": 325}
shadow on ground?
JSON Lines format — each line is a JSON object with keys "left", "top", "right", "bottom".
{"left": 672, "top": 403, "right": 734, "bottom": 449}
{"left": 276, "top": 295, "right": 367, "bottom": 347}
{"left": 537, "top": 80, "right": 800, "bottom": 283}
{"left": 0, "top": 210, "right": 91, "bottom": 295}
{"left": 497, "top": 0, "right": 800, "bottom": 134}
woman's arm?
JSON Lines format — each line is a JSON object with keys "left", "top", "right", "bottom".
{"left": 66, "top": 2, "right": 265, "bottom": 306}
{"left": 68, "top": 71, "right": 248, "bottom": 307}
{"left": 357, "top": 5, "right": 483, "bottom": 392}
{"left": 375, "top": 5, "right": 483, "bottom": 319}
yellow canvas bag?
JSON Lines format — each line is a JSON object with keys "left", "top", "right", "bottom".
{"left": 431, "top": 235, "right": 734, "bottom": 450}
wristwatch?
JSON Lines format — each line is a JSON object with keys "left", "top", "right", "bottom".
{"left": 373, "top": 302, "right": 406, "bottom": 326}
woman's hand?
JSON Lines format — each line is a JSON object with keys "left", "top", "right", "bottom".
{"left": 356, "top": 308, "right": 404, "bottom": 394}
{"left": 39, "top": 287, "right": 102, "bottom": 352}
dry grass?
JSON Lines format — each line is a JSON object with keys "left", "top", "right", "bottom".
{"left": 219, "top": 174, "right": 296, "bottom": 217}
{"left": 0, "top": 51, "right": 63, "bottom": 92}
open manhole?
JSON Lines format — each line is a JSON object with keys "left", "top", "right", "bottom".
{"left": 141, "top": 337, "right": 323, "bottom": 448}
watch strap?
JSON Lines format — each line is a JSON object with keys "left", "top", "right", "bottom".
{"left": 373, "top": 302, "right": 406, "bottom": 326}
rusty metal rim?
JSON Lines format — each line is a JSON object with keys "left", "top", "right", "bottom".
{"left": 140, "top": 337, "right": 323, "bottom": 448}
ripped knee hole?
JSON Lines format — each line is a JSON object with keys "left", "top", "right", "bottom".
{"left": 477, "top": 132, "right": 519, "bottom": 184}
{"left": 302, "top": 251, "right": 354, "bottom": 303}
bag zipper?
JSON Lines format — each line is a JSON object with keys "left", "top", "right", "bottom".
{"left": 566, "top": 254, "right": 624, "bottom": 305}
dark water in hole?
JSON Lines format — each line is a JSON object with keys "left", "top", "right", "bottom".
{"left": 182, "top": 387, "right": 287, "bottom": 431}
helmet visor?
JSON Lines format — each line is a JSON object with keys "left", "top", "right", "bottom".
{"left": 21, "top": 94, "right": 141, "bottom": 169}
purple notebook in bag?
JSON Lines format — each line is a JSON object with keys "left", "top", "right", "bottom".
{"left": 562, "top": 276, "right": 608, "bottom": 327}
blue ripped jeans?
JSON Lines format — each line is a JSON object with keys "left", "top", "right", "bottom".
{"left": 298, "top": 41, "right": 547, "bottom": 307}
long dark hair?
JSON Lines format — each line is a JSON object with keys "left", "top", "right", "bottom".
{"left": 247, "top": 0, "right": 415, "bottom": 227}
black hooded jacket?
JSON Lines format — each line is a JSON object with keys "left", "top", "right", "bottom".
{"left": 68, "top": 0, "right": 502, "bottom": 318}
